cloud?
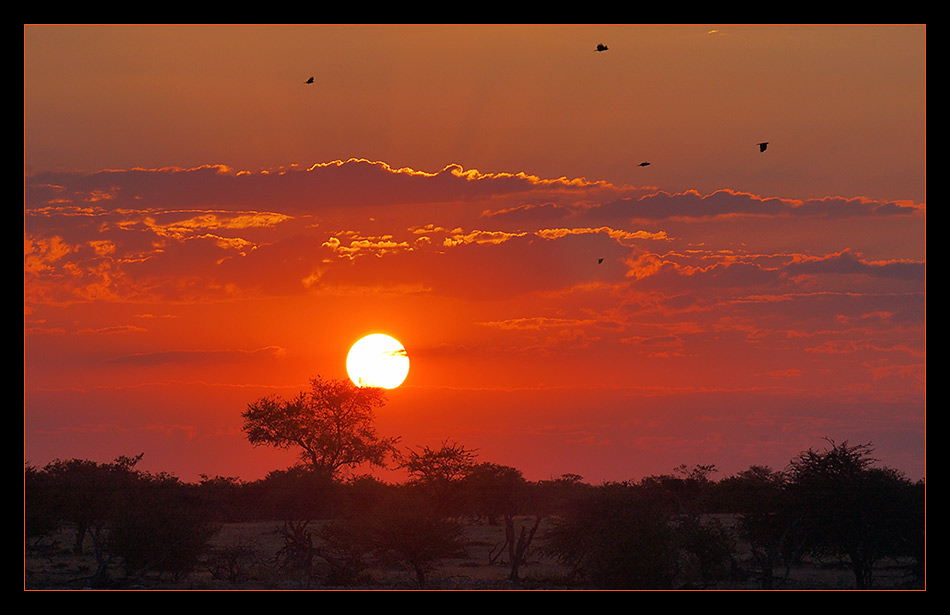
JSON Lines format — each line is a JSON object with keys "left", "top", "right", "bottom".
{"left": 477, "top": 316, "right": 618, "bottom": 331}
{"left": 535, "top": 226, "right": 668, "bottom": 244}
{"left": 104, "top": 346, "right": 287, "bottom": 366}
{"left": 142, "top": 211, "right": 293, "bottom": 240}
{"left": 479, "top": 202, "right": 572, "bottom": 224}
{"left": 25, "top": 159, "right": 633, "bottom": 216}
{"left": 785, "top": 249, "right": 925, "bottom": 281}
{"left": 587, "top": 189, "right": 924, "bottom": 223}
{"left": 322, "top": 233, "right": 415, "bottom": 259}
{"left": 442, "top": 229, "right": 529, "bottom": 247}
{"left": 24, "top": 236, "right": 72, "bottom": 275}
{"left": 23, "top": 161, "right": 926, "bottom": 345}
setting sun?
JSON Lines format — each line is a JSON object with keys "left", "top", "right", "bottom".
{"left": 346, "top": 333, "right": 410, "bottom": 389}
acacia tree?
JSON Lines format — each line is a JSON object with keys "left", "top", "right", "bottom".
{"left": 24, "top": 463, "right": 58, "bottom": 542}
{"left": 398, "top": 440, "right": 477, "bottom": 516}
{"left": 786, "top": 439, "right": 920, "bottom": 589}
{"left": 545, "top": 481, "right": 678, "bottom": 589}
{"left": 242, "top": 376, "right": 399, "bottom": 480}
{"left": 363, "top": 487, "right": 467, "bottom": 589}
{"left": 313, "top": 483, "right": 468, "bottom": 589}
{"left": 106, "top": 471, "right": 219, "bottom": 582}
{"left": 716, "top": 465, "right": 802, "bottom": 588}
{"left": 41, "top": 454, "right": 144, "bottom": 556}
{"left": 463, "top": 463, "right": 538, "bottom": 584}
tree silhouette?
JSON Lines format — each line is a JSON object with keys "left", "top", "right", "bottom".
{"left": 25, "top": 441, "right": 926, "bottom": 589}
{"left": 463, "top": 462, "right": 525, "bottom": 525}
{"left": 716, "top": 465, "right": 802, "bottom": 588}
{"left": 365, "top": 488, "right": 467, "bottom": 589}
{"left": 272, "top": 519, "right": 319, "bottom": 587}
{"left": 462, "top": 462, "right": 538, "bottom": 583}
{"left": 315, "top": 485, "right": 467, "bottom": 589}
{"left": 672, "top": 513, "right": 737, "bottom": 588}
{"left": 638, "top": 463, "right": 718, "bottom": 515}
{"left": 106, "top": 471, "right": 219, "bottom": 582}
{"left": 242, "top": 376, "right": 399, "bottom": 480}
{"left": 41, "top": 454, "right": 144, "bottom": 557}
{"left": 32, "top": 454, "right": 217, "bottom": 587}
{"left": 786, "top": 439, "right": 920, "bottom": 589}
{"left": 398, "top": 440, "right": 477, "bottom": 516}
{"left": 24, "top": 463, "right": 58, "bottom": 542}
{"left": 246, "top": 466, "right": 340, "bottom": 520}
{"left": 545, "top": 481, "right": 678, "bottom": 589}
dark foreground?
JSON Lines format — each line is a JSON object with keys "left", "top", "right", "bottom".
{"left": 25, "top": 518, "right": 922, "bottom": 591}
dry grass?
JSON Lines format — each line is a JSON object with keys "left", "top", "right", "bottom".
{"left": 25, "top": 517, "right": 568, "bottom": 590}
{"left": 25, "top": 516, "right": 921, "bottom": 590}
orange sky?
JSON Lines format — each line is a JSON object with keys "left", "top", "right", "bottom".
{"left": 24, "top": 25, "right": 926, "bottom": 484}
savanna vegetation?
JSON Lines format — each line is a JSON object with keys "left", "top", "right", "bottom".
{"left": 25, "top": 377, "right": 925, "bottom": 590}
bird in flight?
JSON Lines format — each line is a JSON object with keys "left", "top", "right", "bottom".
{"left": 639, "top": 162, "right": 651, "bottom": 167}
{"left": 595, "top": 43, "right": 609, "bottom": 52}
{"left": 305, "top": 76, "right": 314, "bottom": 84}
{"left": 757, "top": 142, "right": 769, "bottom": 152}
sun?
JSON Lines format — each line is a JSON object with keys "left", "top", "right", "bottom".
{"left": 346, "top": 333, "right": 410, "bottom": 389}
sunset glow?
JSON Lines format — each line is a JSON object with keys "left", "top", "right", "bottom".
{"left": 24, "top": 24, "right": 925, "bottom": 486}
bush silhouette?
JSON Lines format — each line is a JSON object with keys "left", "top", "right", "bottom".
{"left": 545, "top": 482, "right": 678, "bottom": 589}
{"left": 107, "top": 472, "right": 219, "bottom": 581}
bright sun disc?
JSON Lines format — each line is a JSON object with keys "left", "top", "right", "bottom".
{"left": 346, "top": 333, "right": 410, "bottom": 389}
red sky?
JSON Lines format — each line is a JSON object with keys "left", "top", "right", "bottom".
{"left": 24, "top": 25, "right": 926, "bottom": 484}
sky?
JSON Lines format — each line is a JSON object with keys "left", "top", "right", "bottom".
{"left": 24, "top": 24, "right": 926, "bottom": 485}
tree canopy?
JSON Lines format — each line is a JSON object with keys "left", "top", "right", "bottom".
{"left": 242, "top": 376, "right": 399, "bottom": 480}
{"left": 786, "top": 439, "right": 922, "bottom": 588}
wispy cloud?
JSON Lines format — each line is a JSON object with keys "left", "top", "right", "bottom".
{"left": 105, "top": 346, "right": 287, "bottom": 366}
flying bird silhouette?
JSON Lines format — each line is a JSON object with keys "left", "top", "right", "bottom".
{"left": 757, "top": 141, "right": 769, "bottom": 152}
{"left": 639, "top": 162, "right": 651, "bottom": 167}
{"left": 305, "top": 76, "right": 314, "bottom": 84}
{"left": 595, "top": 43, "right": 609, "bottom": 52}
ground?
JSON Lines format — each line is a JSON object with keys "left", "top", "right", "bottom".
{"left": 25, "top": 517, "right": 921, "bottom": 590}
